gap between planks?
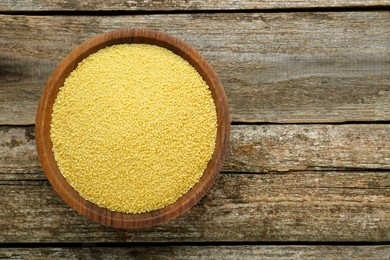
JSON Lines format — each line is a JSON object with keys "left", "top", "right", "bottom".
{"left": 0, "top": 6, "right": 389, "bottom": 15}
{"left": 0, "top": 0, "right": 389, "bottom": 12}
{"left": 0, "top": 245, "right": 389, "bottom": 260}
{"left": 0, "top": 241, "right": 390, "bottom": 247}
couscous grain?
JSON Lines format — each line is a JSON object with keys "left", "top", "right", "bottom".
{"left": 51, "top": 44, "right": 217, "bottom": 214}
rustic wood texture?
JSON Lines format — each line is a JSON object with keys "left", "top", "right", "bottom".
{"left": 0, "top": 0, "right": 389, "bottom": 11}
{"left": 35, "top": 28, "right": 230, "bottom": 229}
{"left": 1, "top": 12, "right": 389, "bottom": 125}
{"left": 2, "top": 124, "right": 390, "bottom": 176}
{"left": 1, "top": 0, "right": 390, "bottom": 256}
{"left": 1, "top": 246, "right": 390, "bottom": 259}
{"left": 0, "top": 127, "right": 39, "bottom": 174}
{"left": 227, "top": 124, "right": 390, "bottom": 172}
{"left": 0, "top": 172, "right": 389, "bottom": 242}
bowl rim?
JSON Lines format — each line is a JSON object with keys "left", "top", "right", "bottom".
{"left": 35, "top": 28, "right": 230, "bottom": 228}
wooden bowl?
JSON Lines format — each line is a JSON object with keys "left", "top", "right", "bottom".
{"left": 35, "top": 29, "right": 230, "bottom": 228}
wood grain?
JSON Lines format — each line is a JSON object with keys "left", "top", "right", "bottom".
{"left": 1, "top": 12, "right": 389, "bottom": 124}
{"left": 1, "top": 0, "right": 389, "bottom": 254}
{"left": 0, "top": 126, "right": 40, "bottom": 174}
{"left": 227, "top": 124, "right": 390, "bottom": 172}
{"left": 2, "top": 124, "right": 390, "bottom": 176}
{"left": 0, "top": 172, "right": 389, "bottom": 242}
{"left": 1, "top": 246, "right": 389, "bottom": 259}
{"left": 0, "top": 0, "right": 388, "bottom": 11}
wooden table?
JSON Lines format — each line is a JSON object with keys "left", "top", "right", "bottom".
{"left": 1, "top": 1, "right": 389, "bottom": 259}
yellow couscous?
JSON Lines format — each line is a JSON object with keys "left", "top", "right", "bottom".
{"left": 50, "top": 44, "right": 217, "bottom": 214}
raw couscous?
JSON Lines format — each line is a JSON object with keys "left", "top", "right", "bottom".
{"left": 50, "top": 44, "right": 217, "bottom": 214}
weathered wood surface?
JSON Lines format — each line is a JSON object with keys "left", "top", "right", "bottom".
{"left": 1, "top": 0, "right": 389, "bottom": 12}
{"left": 228, "top": 124, "right": 390, "bottom": 172}
{"left": 1, "top": 246, "right": 390, "bottom": 259}
{"left": 0, "top": 172, "right": 389, "bottom": 242}
{"left": 2, "top": 124, "right": 389, "bottom": 176}
{"left": 1, "top": 12, "right": 389, "bottom": 125}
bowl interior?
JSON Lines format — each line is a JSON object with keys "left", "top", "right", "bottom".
{"left": 35, "top": 29, "right": 230, "bottom": 228}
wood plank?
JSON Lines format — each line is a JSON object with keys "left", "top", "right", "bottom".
{"left": 2, "top": 124, "right": 390, "bottom": 175}
{"left": 0, "top": 0, "right": 389, "bottom": 11}
{"left": 1, "top": 246, "right": 390, "bottom": 259}
{"left": 0, "top": 172, "right": 389, "bottom": 242}
{"left": 1, "top": 12, "right": 389, "bottom": 125}
{"left": 227, "top": 124, "right": 390, "bottom": 172}
{"left": 0, "top": 126, "right": 40, "bottom": 174}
